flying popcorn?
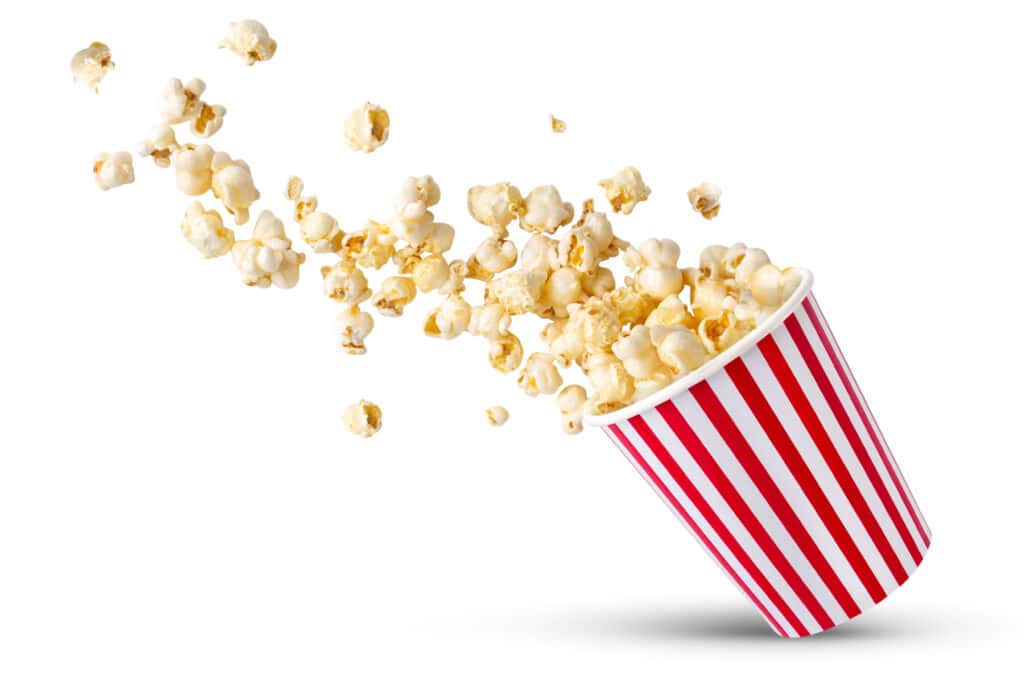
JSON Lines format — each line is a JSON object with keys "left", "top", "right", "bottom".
{"left": 371, "top": 276, "right": 418, "bottom": 317}
{"left": 486, "top": 406, "right": 510, "bottom": 426}
{"left": 161, "top": 78, "right": 207, "bottom": 125}
{"left": 93, "top": 152, "right": 134, "bottom": 191}
{"left": 321, "top": 260, "right": 371, "bottom": 304}
{"left": 181, "top": 201, "right": 234, "bottom": 258}
{"left": 625, "top": 238, "right": 685, "bottom": 300}
{"left": 71, "top": 42, "right": 114, "bottom": 92}
{"left": 337, "top": 305, "right": 375, "bottom": 354}
{"left": 517, "top": 353, "right": 563, "bottom": 397}
{"left": 557, "top": 384, "right": 587, "bottom": 434}
{"left": 343, "top": 400, "right": 382, "bottom": 438}
{"left": 549, "top": 115, "right": 567, "bottom": 133}
{"left": 423, "top": 294, "right": 472, "bottom": 339}
{"left": 488, "top": 334, "right": 523, "bottom": 374}
{"left": 344, "top": 102, "right": 390, "bottom": 152}
{"left": 300, "top": 211, "right": 343, "bottom": 253}
{"left": 467, "top": 182, "right": 525, "bottom": 237}
{"left": 172, "top": 144, "right": 215, "bottom": 195}
{"left": 138, "top": 125, "right": 179, "bottom": 168}
{"left": 211, "top": 152, "right": 259, "bottom": 224}
{"left": 687, "top": 181, "right": 722, "bottom": 219}
{"left": 230, "top": 210, "right": 305, "bottom": 288}
{"left": 520, "top": 185, "right": 574, "bottom": 234}
{"left": 467, "top": 237, "right": 518, "bottom": 281}
{"left": 219, "top": 20, "right": 277, "bottom": 65}
{"left": 599, "top": 166, "right": 651, "bottom": 215}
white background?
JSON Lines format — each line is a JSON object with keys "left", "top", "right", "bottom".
{"left": 1, "top": 0, "right": 1021, "bottom": 680}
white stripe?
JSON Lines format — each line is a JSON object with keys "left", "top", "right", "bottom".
{"left": 743, "top": 345, "right": 899, "bottom": 593}
{"left": 793, "top": 306, "right": 928, "bottom": 556}
{"left": 642, "top": 406, "right": 819, "bottom": 634}
{"left": 598, "top": 423, "right": 782, "bottom": 638}
{"left": 613, "top": 421, "right": 793, "bottom": 636}
{"left": 708, "top": 369, "right": 875, "bottom": 613}
{"left": 807, "top": 295, "right": 931, "bottom": 540}
{"left": 772, "top": 324, "right": 917, "bottom": 575}
{"left": 679, "top": 386, "right": 848, "bottom": 625}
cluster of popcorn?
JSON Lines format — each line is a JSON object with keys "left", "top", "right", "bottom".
{"left": 78, "top": 21, "right": 802, "bottom": 440}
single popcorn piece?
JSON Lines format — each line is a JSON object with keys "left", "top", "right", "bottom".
{"left": 520, "top": 185, "right": 574, "bottom": 234}
{"left": 687, "top": 182, "right": 722, "bottom": 219}
{"left": 172, "top": 144, "right": 214, "bottom": 195}
{"left": 343, "top": 400, "right": 382, "bottom": 438}
{"left": 467, "top": 182, "right": 524, "bottom": 237}
{"left": 300, "top": 211, "right": 344, "bottom": 253}
{"left": 581, "top": 266, "right": 616, "bottom": 298}
{"left": 181, "top": 201, "right": 234, "bottom": 258}
{"left": 690, "top": 275, "right": 731, "bottom": 319}
{"left": 192, "top": 102, "right": 227, "bottom": 138}
{"left": 599, "top": 166, "right": 651, "bottom": 215}
{"left": 557, "top": 384, "right": 587, "bottom": 435}
{"left": 411, "top": 254, "right": 451, "bottom": 292}
{"left": 340, "top": 221, "right": 396, "bottom": 270}
{"left": 220, "top": 20, "right": 277, "bottom": 66}
{"left": 421, "top": 222, "right": 455, "bottom": 255}
{"left": 519, "top": 234, "right": 560, "bottom": 274}
{"left": 138, "top": 125, "right": 179, "bottom": 167}
{"left": 285, "top": 176, "right": 304, "bottom": 201}
{"left": 603, "top": 285, "right": 656, "bottom": 327}
{"left": 569, "top": 297, "right": 622, "bottom": 354}
{"left": 612, "top": 325, "right": 669, "bottom": 380}
{"left": 650, "top": 325, "right": 710, "bottom": 374}
{"left": 488, "top": 334, "right": 524, "bottom": 373}
{"left": 646, "top": 294, "right": 697, "bottom": 329}
{"left": 161, "top": 78, "right": 207, "bottom": 125}
{"left": 574, "top": 199, "right": 618, "bottom": 255}
{"left": 542, "top": 319, "right": 585, "bottom": 364}
{"left": 485, "top": 270, "right": 545, "bottom": 315}
{"left": 549, "top": 114, "right": 567, "bottom": 133}
{"left": 517, "top": 353, "right": 563, "bottom": 397}
{"left": 423, "top": 294, "right": 472, "bottom": 339}
{"left": 344, "top": 102, "right": 390, "bottom": 152}
{"left": 583, "top": 352, "right": 634, "bottom": 405}
{"left": 486, "top": 406, "right": 510, "bottom": 427}
{"left": 439, "top": 259, "right": 468, "bottom": 295}
{"left": 93, "top": 152, "right": 134, "bottom": 191}
{"left": 321, "top": 260, "right": 371, "bottom": 304}
{"left": 230, "top": 210, "right": 305, "bottom": 288}
{"left": 468, "top": 303, "right": 512, "bottom": 339}
{"left": 539, "top": 267, "right": 584, "bottom": 319}
{"left": 337, "top": 304, "right": 374, "bottom": 354}
{"left": 393, "top": 176, "right": 441, "bottom": 222}
{"left": 627, "top": 238, "right": 684, "bottom": 300}
{"left": 70, "top": 42, "right": 114, "bottom": 92}
{"left": 371, "top": 276, "right": 418, "bottom": 317}
{"left": 697, "top": 311, "right": 750, "bottom": 354}
{"left": 211, "top": 151, "right": 260, "bottom": 224}
{"left": 749, "top": 264, "right": 802, "bottom": 307}
{"left": 467, "top": 237, "right": 518, "bottom": 281}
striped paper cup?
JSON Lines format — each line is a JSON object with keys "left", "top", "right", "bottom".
{"left": 585, "top": 270, "right": 931, "bottom": 638}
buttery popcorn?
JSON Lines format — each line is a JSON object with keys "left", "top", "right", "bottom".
{"left": 138, "top": 125, "right": 179, "bottom": 167}
{"left": 220, "top": 20, "right": 277, "bottom": 65}
{"left": 468, "top": 303, "right": 512, "bottom": 339}
{"left": 485, "top": 270, "right": 545, "bottom": 315}
{"left": 627, "top": 238, "right": 684, "bottom": 300}
{"left": 467, "top": 237, "right": 518, "bottom": 281}
{"left": 520, "top": 185, "right": 574, "bottom": 234}
{"left": 557, "top": 384, "right": 586, "bottom": 434}
{"left": 321, "top": 260, "right": 371, "bottom": 304}
{"left": 340, "top": 221, "right": 396, "bottom": 270}
{"left": 300, "top": 211, "right": 343, "bottom": 253}
{"left": 411, "top": 254, "right": 451, "bottom": 292}
{"left": 688, "top": 182, "right": 722, "bottom": 219}
{"left": 549, "top": 115, "right": 567, "bottom": 133}
{"left": 371, "top": 276, "right": 417, "bottom": 316}
{"left": 181, "top": 201, "right": 234, "bottom": 258}
{"left": 93, "top": 152, "right": 134, "bottom": 191}
{"left": 71, "top": 42, "right": 114, "bottom": 92}
{"left": 344, "top": 102, "right": 390, "bottom": 152}
{"left": 599, "top": 166, "right": 651, "bottom": 215}
{"left": 337, "top": 304, "right": 375, "bottom": 355}
{"left": 423, "top": 294, "right": 472, "bottom": 339}
{"left": 161, "top": 78, "right": 207, "bottom": 125}
{"left": 172, "top": 144, "right": 214, "bottom": 195}
{"left": 211, "top": 152, "right": 259, "bottom": 224}
{"left": 230, "top": 210, "right": 305, "bottom": 288}
{"left": 468, "top": 182, "right": 524, "bottom": 237}
{"left": 517, "top": 353, "right": 563, "bottom": 397}
{"left": 486, "top": 406, "right": 510, "bottom": 427}
{"left": 488, "top": 334, "right": 524, "bottom": 374}
{"left": 343, "top": 400, "right": 382, "bottom": 438}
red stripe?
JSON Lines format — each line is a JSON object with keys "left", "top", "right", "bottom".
{"left": 655, "top": 402, "right": 834, "bottom": 631}
{"left": 606, "top": 425, "right": 787, "bottom": 636}
{"left": 726, "top": 359, "right": 887, "bottom": 603}
{"left": 784, "top": 316, "right": 924, "bottom": 567}
{"left": 691, "top": 380, "right": 862, "bottom": 618}
{"left": 625, "top": 416, "right": 810, "bottom": 636}
{"left": 802, "top": 297, "right": 930, "bottom": 546}
{"left": 758, "top": 333, "right": 910, "bottom": 584}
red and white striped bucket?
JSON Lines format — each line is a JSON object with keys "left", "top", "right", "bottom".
{"left": 585, "top": 270, "right": 930, "bottom": 638}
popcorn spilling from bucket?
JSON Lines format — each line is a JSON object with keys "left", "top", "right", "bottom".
{"left": 75, "top": 20, "right": 803, "bottom": 439}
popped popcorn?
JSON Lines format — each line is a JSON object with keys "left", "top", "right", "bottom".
{"left": 160, "top": 78, "right": 206, "bottom": 125}
{"left": 181, "top": 201, "right": 234, "bottom": 258}
{"left": 300, "top": 211, "right": 343, "bottom": 253}
{"left": 520, "top": 234, "right": 560, "bottom": 274}
{"left": 467, "top": 237, "right": 518, "bottom": 281}
{"left": 520, "top": 185, "right": 574, "bottom": 234}
{"left": 211, "top": 151, "right": 259, "bottom": 224}
{"left": 467, "top": 182, "right": 524, "bottom": 237}
{"left": 539, "top": 267, "right": 584, "bottom": 319}
{"left": 230, "top": 210, "right": 305, "bottom": 288}
{"left": 410, "top": 254, "right": 451, "bottom": 292}
{"left": 557, "top": 384, "right": 586, "bottom": 434}
{"left": 343, "top": 400, "right": 382, "bottom": 438}
{"left": 749, "top": 264, "right": 802, "bottom": 307}
{"left": 321, "top": 260, "right": 371, "bottom": 304}
{"left": 650, "top": 325, "right": 710, "bottom": 374}
{"left": 337, "top": 304, "right": 375, "bottom": 354}
{"left": 517, "top": 353, "right": 563, "bottom": 397}
{"left": 71, "top": 42, "right": 114, "bottom": 92}
{"left": 423, "top": 294, "right": 472, "bottom": 339}
{"left": 340, "top": 221, "right": 396, "bottom": 270}
{"left": 599, "top": 166, "right": 651, "bottom": 214}
{"left": 687, "top": 182, "right": 722, "bottom": 219}
{"left": 627, "top": 238, "right": 684, "bottom": 300}
{"left": 486, "top": 406, "right": 510, "bottom": 427}
{"left": 697, "top": 311, "right": 749, "bottom": 354}
{"left": 488, "top": 334, "right": 524, "bottom": 373}
{"left": 220, "top": 20, "right": 277, "bottom": 65}
{"left": 344, "top": 102, "right": 390, "bottom": 152}
{"left": 371, "top": 276, "right": 417, "bottom": 316}
{"left": 485, "top": 270, "right": 545, "bottom": 315}
{"left": 172, "top": 144, "right": 214, "bottom": 195}
{"left": 583, "top": 352, "right": 634, "bottom": 406}
{"left": 549, "top": 115, "right": 567, "bottom": 133}
{"left": 468, "top": 303, "right": 512, "bottom": 339}
{"left": 93, "top": 152, "right": 134, "bottom": 191}
{"left": 138, "top": 125, "right": 179, "bottom": 167}
{"left": 612, "top": 325, "right": 669, "bottom": 380}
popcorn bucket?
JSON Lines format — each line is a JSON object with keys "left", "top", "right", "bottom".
{"left": 585, "top": 270, "right": 931, "bottom": 638}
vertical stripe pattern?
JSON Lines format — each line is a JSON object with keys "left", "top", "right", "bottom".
{"left": 602, "top": 291, "right": 930, "bottom": 638}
